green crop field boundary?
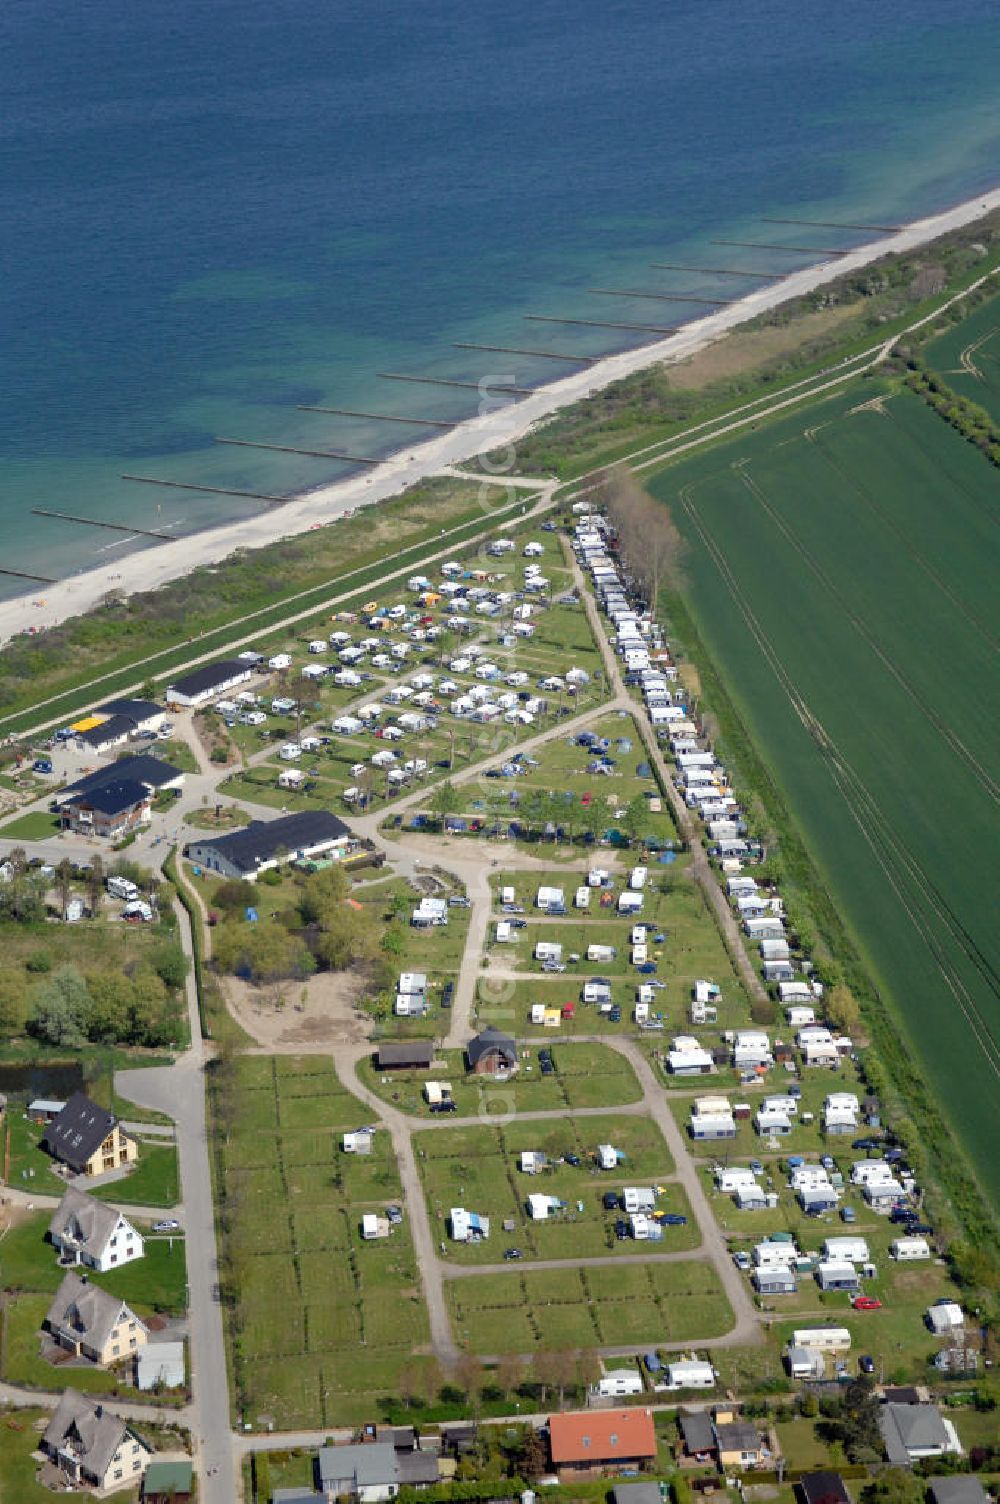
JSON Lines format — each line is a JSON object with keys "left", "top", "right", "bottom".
{"left": 642, "top": 377, "right": 1000, "bottom": 1293}
{"left": 923, "top": 285, "right": 1000, "bottom": 425}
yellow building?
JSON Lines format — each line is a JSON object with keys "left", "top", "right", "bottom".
{"left": 42, "top": 1094, "right": 137, "bottom": 1178}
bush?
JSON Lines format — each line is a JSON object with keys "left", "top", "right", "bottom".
{"left": 25, "top": 949, "right": 52, "bottom": 974}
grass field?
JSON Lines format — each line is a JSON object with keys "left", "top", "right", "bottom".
{"left": 447, "top": 1257, "right": 731, "bottom": 1354}
{"left": 218, "top": 1055, "right": 432, "bottom": 1429}
{"left": 926, "top": 291, "right": 1000, "bottom": 424}
{"left": 649, "top": 379, "right": 1000, "bottom": 1208}
{"left": 419, "top": 1114, "right": 691, "bottom": 1265}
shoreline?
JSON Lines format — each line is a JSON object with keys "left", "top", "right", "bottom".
{"left": 4, "top": 184, "right": 999, "bottom": 649}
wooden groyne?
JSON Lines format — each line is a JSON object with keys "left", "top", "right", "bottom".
{"left": 214, "top": 437, "right": 380, "bottom": 464}
{"left": 525, "top": 315, "right": 675, "bottom": 334}
{"left": 651, "top": 262, "right": 783, "bottom": 280}
{"left": 32, "top": 509, "right": 174, "bottom": 540}
{"left": 761, "top": 217, "right": 901, "bottom": 232}
{"left": 588, "top": 287, "right": 734, "bottom": 305}
{"left": 712, "top": 239, "right": 851, "bottom": 255}
{"left": 379, "top": 373, "right": 533, "bottom": 395}
{"left": 0, "top": 567, "right": 56, "bottom": 584}
{"left": 452, "top": 341, "right": 596, "bottom": 364}
{"left": 297, "top": 406, "right": 456, "bottom": 428}
{"left": 122, "top": 474, "right": 287, "bottom": 504}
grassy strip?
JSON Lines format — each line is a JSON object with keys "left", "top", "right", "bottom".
{"left": 661, "top": 588, "right": 1000, "bottom": 1277}
{"left": 164, "top": 847, "right": 249, "bottom": 1050}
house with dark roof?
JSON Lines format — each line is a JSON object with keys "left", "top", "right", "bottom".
{"left": 376, "top": 1042, "right": 435, "bottom": 1071}
{"left": 714, "top": 1417, "right": 767, "bottom": 1469}
{"left": 879, "top": 1403, "right": 961, "bottom": 1466}
{"left": 56, "top": 753, "right": 185, "bottom": 836}
{"left": 166, "top": 658, "right": 254, "bottom": 708}
{"left": 929, "top": 1480, "right": 990, "bottom": 1504}
{"left": 78, "top": 715, "right": 138, "bottom": 754}
{"left": 42, "top": 1093, "right": 137, "bottom": 1177}
{"left": 548, "top": 1408, "right": 657, "bottom": 1476}
{"left": 42, "top": 1388, "right": 153, "bottom": 1492}
{"left": 44, "top": 1272, "right": 149, "bottom": 1366}
{"left": 185, "top": 809, "right": 352, "bottom": 879}
{"left": 97, "top": 698, "right": 165, "bottom": 733}
{"left": 613, "top": 1483, "right": 662, "bottom": 1504}
{"left": 49, "top": 1186, "right": 145, "bottom": 1272}
{"left": 59, "top": 778, "right": 153, "bottom": 838}
{"left": 678, "top": 1410, "right": 716, "bottom": 1461}
{"left": 798, "top": 1473, "right": 853, "bottom": 1504}
{"left": 317, "top": 1440, "right": 438, "bottom": 1502}
{"left": 466, "top": 1027, "right": 517, "bottom": 1076}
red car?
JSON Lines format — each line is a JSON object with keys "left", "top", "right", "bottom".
{"left": 853, "top": 1296, "right": 882, "bottom": 1311}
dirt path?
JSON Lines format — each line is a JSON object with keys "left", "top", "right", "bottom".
{"left": 335, "top": 1048, "right": 459, "bottom": 1366}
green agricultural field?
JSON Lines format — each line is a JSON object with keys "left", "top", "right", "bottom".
{"left": 217, "top": 1056, "right": 430, "bottom": 1429}
{"left": 447, "top": 1257, "right": 731, "bottom": 1355}
{"left": 926, "top": 292, "right": 1000, "bottom": 424}
{"left": 649, "top": 378, "right": 1000, "bottom": 1209}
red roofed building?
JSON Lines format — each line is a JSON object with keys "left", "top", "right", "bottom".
{"left": 548, "top": 1408, "right": 657, "bottom": 1476}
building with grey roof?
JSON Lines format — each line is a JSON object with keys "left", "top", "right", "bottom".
{"left": 879, "top": 1403, "right": 960, "bottom": 1466}
{"left": 44, "top": 1271, "right": 149, "bottom": 1367}
{"left": 48, "top": 1185, "right": 145, "bottom": 1273}
{"left": 42, "top": 1388, "right": 153, "bottom": 1492}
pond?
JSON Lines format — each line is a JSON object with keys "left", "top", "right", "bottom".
{"left": 0, "top": 1060, "right": 85, "bottom": 1101}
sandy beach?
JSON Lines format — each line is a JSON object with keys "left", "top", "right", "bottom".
{"left": 3, "top": 185, "right": 998, "bottom": 648}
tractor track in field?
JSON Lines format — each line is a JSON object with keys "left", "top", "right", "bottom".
{"left": 734, "top": 461, "right": 1000, "bottom": 807}
{"left": 804, "top": 414, "right": 1000, "bottom": 655}
{"left": 677, "top": 486, "right": 1000, "bottom": 1083}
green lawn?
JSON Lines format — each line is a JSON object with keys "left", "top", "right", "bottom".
{"left": 0, "top": 1407, "right": 139, "bottom": 1504}
{"left": 92, "top": 1144, "right": 180, "bottom": 1208}
{"left": 0, "top": 809, "right": 63, "bottom": 839}
{"left": 358, "top": 1041, "right": 642, "bottom": 1118}
{"left": 217, "top": 1055, "right": 431, "bottom": 1429}
{"left": 0, "top": 1293, "right": 185, "bottom": 1403}
{"left": 448, "top": 1256, "right": 732, "bottom": 1354}
{"left": 1, "top": 1209, "right": 185, "bottom": 1313}
{"left": 418, "top": 1113, "right": 688, "bottom": 1265}
{"left": 650, "top": 379, "right": 1000, "bottom": 1206}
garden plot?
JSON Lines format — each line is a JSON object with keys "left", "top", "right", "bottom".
{"left": 218, "top": 1056, "right": 429, "bottom": 1430}
{"left": 447, "top": 1257, "right": 732, "bottom": 1355}
{"left": 418, "top": 1114, "right": 688, "bottom": 1266}
{"left": 358, "top": 1041, "right": 642, "bottom": 1117}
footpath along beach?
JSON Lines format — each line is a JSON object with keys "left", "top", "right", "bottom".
{"left": 3, "top": 184, "right": 999, "bottom": 647}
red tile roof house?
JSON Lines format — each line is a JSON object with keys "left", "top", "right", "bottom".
{"left": 549, "top": 1409, "right": 657, "bottom": 1477}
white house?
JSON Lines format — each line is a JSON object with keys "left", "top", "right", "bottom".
{"left": 48, "top": 1188, "right": 145, "bottom": 1274}
{"left": 926, "top": 1302, "right": 965, "bottom": 1335}
{"left": 592, "top": 1369, "right": 643, "bottom": 1398}
{"left": 663, "top": 1360, "right": 716, "bottom": 1391}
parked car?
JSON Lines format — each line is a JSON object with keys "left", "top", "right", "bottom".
{"left": 660, "top": 1214, "right": 688, "bottom": 1226}
{"left": 614, "top": 1219, "right": 629, "bottom": 1241}
{"left": 151, "top": 1219, "right": 181, "bottom": 1233}
{"left": 603, "top": 1192, "right": 620, "bottom": 1211}
{"left": 859, "top": 1355, "right": 876, "bottom": 1375}
{"left": 430, "top": 1100, "right": 457, "bottom": 1114}
{"left": 853, "top": 1296, "right": 882, "bottom": 1311}
{"left": 564, "top": 1153, "right": 582, "bottom": 1167}
{"left": 733, "top": 1251, "right": 752, "bottom": 1271}
{"left": 386, "top": 1205, "right": 403, "bottom": 1225}
{"left": 504, "top": 1248, "right": 523, "bottom": 1261}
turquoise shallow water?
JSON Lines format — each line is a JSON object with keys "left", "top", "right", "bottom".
{"left": 1, "top": 0, "right": 999, "bottom": 597}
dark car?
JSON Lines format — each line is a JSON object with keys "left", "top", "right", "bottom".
{"left": 386, "top": 1205, "right": 403, "bottom": 1225}
{"left": 608, "top": 1006, "right": 622, "bottom": 1023}
{"left": 907, "top": 1222, "right": 933, "bottom": 1236}
{"left": 448, "top": 895, "right": 471, "bottom": 908}
{"left": 614, "top": 1218, "right": 629, "bottom": 1241}
{"left": 889, "top": 1206, "right": 914, "bottom": 1224}
{"left": 504, "top": 1247, "right": 523, "bottom": 1261}
{"left": 859, "top": 1355, "right": 876, "bottom": 1375}
{"left": 564, "top": 1153, "right": 582, "bottom": 1167}
{"left": 660, "top": 1214, "right": 688, "bottom": 1226}
{"left": 852, "top": 1137, "right": 881, "bottom": 1151}
{"left": 540, "top": 1059, "right": 554, "bottom": 1076}
{"left": 429, "top": 1099, "right": 457, "bottom": 1114}
{"left": 603, "top": 1191, "right": 620, "bottom": 1211}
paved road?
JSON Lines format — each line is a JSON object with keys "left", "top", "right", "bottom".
{"left": 0, "top": 1379, "right": 192, "bottom": 1427}
{"left": 113, "top": 894, "right": 237, "bottom": 1504}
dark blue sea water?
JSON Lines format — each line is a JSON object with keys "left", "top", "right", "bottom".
{"left": 1, "top": 0, "right": 998, "bottom": 598}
